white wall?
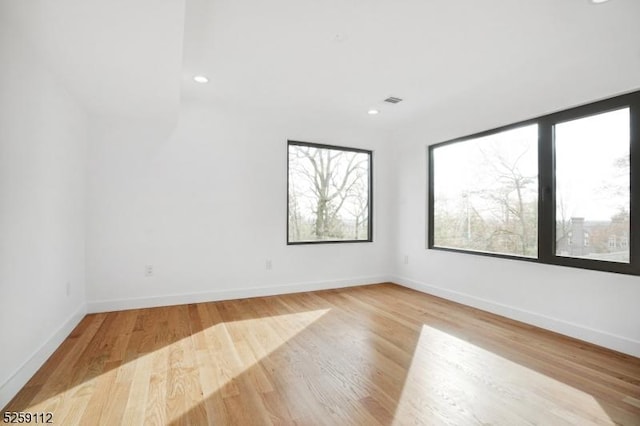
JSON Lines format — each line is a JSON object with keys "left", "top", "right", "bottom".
{"left": 85, "top": 101, "right": 394, "bottom": 311}
{"left": 392, "top": 83, "right": 640, "bottom": 357}
{"left": 0, "top": 23, "right": 88, "bottom": 407}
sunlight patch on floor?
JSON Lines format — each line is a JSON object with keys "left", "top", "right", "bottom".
{"left": 392, "top": 325, "right": 614, "bottom": 425}
{"left": 168, "top": 308, "right": 330, "bottom": 423}
{"left": 21, "top": 309, "right": 330, "bottom": 424}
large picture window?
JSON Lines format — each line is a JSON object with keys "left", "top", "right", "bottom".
{"left": 432, "top": 124, "right": 538, "bottom": 257}
{"left": 288, "top": 141, "right": 372, "bottom": 244}
{"left": 428, "top": 91, "right": 639, "bottom": 275}
{"left": 554, "top": 108, "right": 630, "bottom": 263}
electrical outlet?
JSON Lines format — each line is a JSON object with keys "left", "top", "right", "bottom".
{"left": 403, "top": 255, "right": 409, "bottom": 265}
{"left": 266, "top": 259, "right": 272, "bottom": 270}
{"left": 145, "top": 265, "right": 154, "bottom": 277}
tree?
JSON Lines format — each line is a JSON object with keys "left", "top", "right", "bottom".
{"left": 288, "top": 181, "right": 302, "bottom": 241}
{"left": 345, "top": 168, "right": 369, "bottom": 239}
{"left": 289, "top": 145, "right": 369, "bottom": 241}
{"left": 477, "top": 144, "right": 537, "bottom": 256}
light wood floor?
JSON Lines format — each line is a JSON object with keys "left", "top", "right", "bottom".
{"left": 3, "top": 283, "right": 640, "bottom": 425}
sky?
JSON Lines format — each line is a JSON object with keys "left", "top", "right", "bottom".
{"left": 433, "top": 107, "right": 630, "bottom": 222}
{"left": 555, "top": 107, "right": 629, "bottom": 221}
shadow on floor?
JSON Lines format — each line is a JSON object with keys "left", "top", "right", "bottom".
{"left": 4, "top": 284, "right": 640, "bottom": 424}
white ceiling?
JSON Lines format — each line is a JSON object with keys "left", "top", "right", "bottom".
{"left": 1, "top": 0, "right": 185, "bottom": 120}
{"left": 3, "top": 0, "right": 640, "bottom": 127}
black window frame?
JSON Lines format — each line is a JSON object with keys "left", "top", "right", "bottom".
{"left": 287, "top": 140, "right": 373, "bottom": 245}
{"left": 428, "top": 90, "right": 640, "bottom": 275}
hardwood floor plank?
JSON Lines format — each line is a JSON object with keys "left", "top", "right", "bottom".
{"left": 3, "top": 283, "right": 639, "bottom": 425}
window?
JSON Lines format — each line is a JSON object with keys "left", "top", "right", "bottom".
{"left": 429, "top": 90, "right": 640, "bottom": 275}
{"left": 287, "top": 141, "right": 372, "bottom": 244}
{"left": 431, "top": 124, "right": 538, "bottom": 257}
{"left": 621, "top": 236, "right": 628, "bottom": 249}
{"left": 555, "top": 108, "right": 630, "bottom": 263}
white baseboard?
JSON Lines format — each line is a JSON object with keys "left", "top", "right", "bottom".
{"left": 0, "top": 303, "right": 87, "bottom": 409}
{"left": 393, "top": 276, "right": 640, "bottom": 358}
{"left": 86, "top": 275, "right": 393, "bottom": 314}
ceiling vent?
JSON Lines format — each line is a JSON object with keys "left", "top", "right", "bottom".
{"left": 384, "top": 96, "right": 403, "bottom": 104}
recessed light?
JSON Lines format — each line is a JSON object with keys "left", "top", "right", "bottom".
{"left": 193, "top": 75, "right": 209, "bottom": 83}
{"left": 591, "top": 0, "right": 609, "bottom": 3}
{"left": 368, "top": 109, "right": 379, "bottom": 115}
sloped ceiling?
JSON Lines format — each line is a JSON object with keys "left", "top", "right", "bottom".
{"left": 1, "top": 0, "right": 186, "bottom": 121}
{"left": 3, "top": 0, "right": 640, "bottom": 127}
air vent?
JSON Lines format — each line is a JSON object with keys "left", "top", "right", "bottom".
{"left": 384, "top": 97, "right": 403, "bottom": 104}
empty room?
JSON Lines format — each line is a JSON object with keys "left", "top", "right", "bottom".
{"left": 1, "top": 0, "right": 639, "bottom": 424}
